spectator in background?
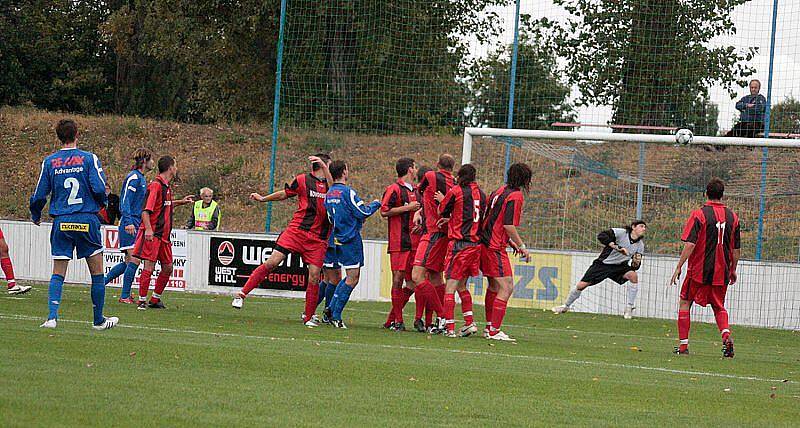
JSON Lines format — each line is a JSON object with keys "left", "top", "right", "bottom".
{"left": 97, "top": 193, "right": 120, "bottom": 225}
{"left": 726, "top": 79, "right": 766, "bottom": 138}
{"left": 186, "top": 187, "right": 221, "bottom": 230}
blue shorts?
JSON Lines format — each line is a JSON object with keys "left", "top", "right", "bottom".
{"left": 334, "top": 239, "right": 364, "bottom": 270}
{"left": 323, "top": 244, "right": 341, "bottom": 269}
{"left": 118, "top": 219, "right": 140, "bottom": 251}
{"left": 51, "top": 214, "right": 103, "bottom": 260}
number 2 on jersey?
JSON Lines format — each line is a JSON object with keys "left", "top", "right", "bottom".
{"left": 64, "top": 177, "right": 83, "bottom": 205}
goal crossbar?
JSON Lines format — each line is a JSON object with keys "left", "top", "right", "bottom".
{"left": 462, "top": 127, "right": 800, "bottom": 164}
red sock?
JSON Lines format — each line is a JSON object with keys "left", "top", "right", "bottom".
{"left": 387, "top": 287, "right": 401, "bottom": 326}
{"left": 1, "top": 257, "right": 15, "bottom": 287}
{"left": 240, "top": 264, "right": 271, "bottom": 297}
{"left": 490, "top": 298, "right": 508, "bottom": 334}
{"left": 303, "top": 281, "right": 319, "bottom": 323}
{"left": 138, "top": 270, "right": 152, "bottom": 300}
{"left": 149, "top": 271, "right": 170, "bottom": 303}
{"left": 425, "top": 283, "right": 444, "bottom": 316}
{"left": 678, "top": 309, "right": 691, "bottom": 351}
{"left": 485, "top": 289, "right": 497, "bottom": 329}
{"left": 458, "top": 289, "right": 474, "bottom": 325}
{"left": 443, "top": 293, "right": 456, "bottom": 332}
{"left": 435, "top": 284, "right": 446, "bottom": 305}
{"left": 713, "top": 307, "right": 731, "bottom": 341}
{"left": 415, "top": 283, "right": 427, "bottom": 322}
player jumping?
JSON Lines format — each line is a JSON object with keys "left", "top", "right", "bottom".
{"left": 670, "top": 178, "right": 740, "bottom": 357}
{"left": 481, "top": 162, "right": 533, "bottom": 341}
{"left": 232, "top": 155, "right": 332, "bottom": 328}
{"left": 30, "top": 119, "right": 118, "bottom": 330}
{"left": 552, "top": 220, "right": 646, "bottom": 318}
{"left": 104, "top": 148, "right": 154, "bottom": 304}
{"left": 411, "top": 154, "right": 456, "bottom": 333}
{"left": 380, "top": 157, "right": 421, "bottom": 331}
{"left": 325, "top": 160, "right": 382, "bottom": 329}
{"left": 133, "top": 156, "right": 194, "bottom": 310}
{"left": 438, "top": 164, "right": 486, "bottom": 338}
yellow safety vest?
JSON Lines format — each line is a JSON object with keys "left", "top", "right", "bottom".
{"left": 193, "top": 200, "right": 220, "bottom": 230}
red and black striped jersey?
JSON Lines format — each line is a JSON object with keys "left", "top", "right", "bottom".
{"left": 681, "top": 201, "right": 741, "bottom": 286}
{"left": 284, "top": 173, "right": 330, "bottom": 241}
{"left": 439, "top": 182, "right": 486, "bottom": 242}
{"left": 140, "top": 175, "right": 173, "bottom": 242}
{"left": 482, "top": 185, "right": 524, "bottom": 251}
{"left": 417, "top": 169, "right": 455, "bottom": 234}
{"left": 381, "top": 179, "right": 418, "bottom": 252}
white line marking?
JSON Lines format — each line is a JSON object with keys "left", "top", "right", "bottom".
{"left": 0, "top": 313, "right": 793, "bottom": 385}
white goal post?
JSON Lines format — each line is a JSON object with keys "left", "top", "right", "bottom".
{"left": 462, "top": 127, "right": 800, "bottom": 165}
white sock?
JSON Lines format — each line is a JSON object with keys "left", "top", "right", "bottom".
{"left": 564, "top": 288, "right": 582, "bottom": 307}
{"left": 627, "top": 283, "right": 639, "bottom": 308}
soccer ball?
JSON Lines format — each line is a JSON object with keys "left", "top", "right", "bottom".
{"left": 675, "top": 129, "right": 693, "bottom": 145}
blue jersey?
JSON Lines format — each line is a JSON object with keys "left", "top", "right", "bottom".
{"left": 119, "top": 169, "right": 147, "bottom": 227}
{"left": 30, "top": 148, "right": 108, "bottom": 223}
{"left": 325, "top": 183, "right": 381, "bottom": 244}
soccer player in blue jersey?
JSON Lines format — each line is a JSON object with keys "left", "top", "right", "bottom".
{"left": 103, "top": 148, "right": 154, "bottom": 304}
{"left": 30, "top": 119, "right": 119, "bottom": 330}
{"left": 324, "top": 160, "right": 381, "bottom": 328}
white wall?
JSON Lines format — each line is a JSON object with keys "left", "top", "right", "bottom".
{"left": 3, "top": 219, "right": 798, "bottom": 330}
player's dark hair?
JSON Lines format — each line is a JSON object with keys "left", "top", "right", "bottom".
{"left": 706, "top": 177, "right": 725, "bottom": 200}
{"left": 437, "top": 154, "right": 455, "bottom": 171}
{"left": 626, "top": 220, "right": 647, "bottom": 233}
{"left": 133, "top": 148, "right": 152, "bottom": 170}
{"left": 158, "top": 155, "right": 175, "bottom": 173}
{"left": 330, "top": 160, "right": 347, "bottom": 180}
{"left": 416, "top": 165, "right": 432, "bottom": 183}
{"left": 506, "top": 162, "right": 532, "bottom": 192}
{"left": 56, "top": 119, "right": 78, "bottom": 143}
{"left": 395, "top": 157, "right": 415, "bottom": 177}
{"left": 457, "top": 164, "right": 476, "bottom": 186}
{"left": 312, "top": 153, "right": 331, "bottom": 171}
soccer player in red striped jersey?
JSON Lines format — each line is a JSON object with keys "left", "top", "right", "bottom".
{"left": 380, "top": 158, "right": 421, "bottom": 331}
{"left": 480, "top": 162, "right": 532, "bottom": 342}
{"left": 411, "top": 154, "right": 456, "bottom": 332}
{"left": 232, "top": 155, "right": 333, "bottom": 328}
{"left": 438, "top": 164, "right": 486, "bottom": 338}
{"left": 0, "top": 227, "right": 30, "bottom": 295}
{"left": 670, "top": 178, "right": 741, "bottom": 357}
{"left": 133, "top": 156, "right": 195, "bottom": 310}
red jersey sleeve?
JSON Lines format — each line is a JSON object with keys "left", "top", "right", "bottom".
{"left": 504, "top": 192, "right": 523, "bottom": 226}
{"left": 381, "top": 185, "right": 398, "bottom": 213}
{"left": 284, "top": 175, "right": 302, "bottom": 197}
{"left": 143, "top": 181, "right": 162, "bottom": 213}
{"left": 439, "top": 187, "right": 456, "bottom": 217}
{"left": 418, "top": 171, "right": 432, "bottom": 194}
{"left": 681, "top": 210, "right": 702, "bottom": 243}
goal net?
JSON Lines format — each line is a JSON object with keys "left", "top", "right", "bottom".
{"left": 463, "top": 128, "right": 800, "bottom": 330}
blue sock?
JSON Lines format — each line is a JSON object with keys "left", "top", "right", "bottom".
{"left": 332, "top": 279, "right": 355, "bottom": 321}
{"left": 104, "top": 261, "right": 127, "bottom": 285}
{"left": 47, "top": 274, "right": 65, "bottom": 320}
{"left": 317, "top": 281, "right": 328, "bottom": 308}
{"left": 325, "top": 280, "right": 337, "bottom": 309}
{"left": 120, "top": 262, "right": 138, "bottom": 299}
{"left": 90, "top": 274, "right": 106, "bottom": 325}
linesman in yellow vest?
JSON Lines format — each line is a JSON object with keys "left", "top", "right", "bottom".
{"left": 186, "top": 187, "right": 221, "bottom": 230}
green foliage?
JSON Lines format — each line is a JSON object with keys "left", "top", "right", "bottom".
{"left": 553, "top": 0, "right": 756, "bottom": 131}
{"left": 469, "top": 20, "right": 576, "bottom": 129}
{"left": 769, "top": 97, "right": 800, "bottom": 134}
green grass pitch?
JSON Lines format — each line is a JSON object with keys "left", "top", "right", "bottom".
{"left": 1, "top": 283, "right": 798, "bottom": 427}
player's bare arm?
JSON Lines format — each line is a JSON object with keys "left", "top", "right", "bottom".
{"left": 142, "top": 211, "right": 154, "bottom": 241}
{"left": 503, "top": 224, "right": 529, "bottom": 261}
{"left": 173, "top": 195, "right": 195, "bottom": 206}
{"left": 670, "top": 242, "right": 696, "bottom": 285}
{"left": 250, "top": 190, "right": 289, "bottom": 202}
{"left": 434, "top": 191, "right": 445, "bottom": 203}
{"left": 380, "top": 200, "right": 420, "bottom": 218}
{"left": 309, "top": 155, "right": 333, "bottom": 185}
{"left": 730, "top": 248, "right": 741, "bottom": 285}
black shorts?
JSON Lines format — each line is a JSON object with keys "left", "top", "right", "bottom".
{"left": 580, "top": 260, "right": 633, "bottom": 286}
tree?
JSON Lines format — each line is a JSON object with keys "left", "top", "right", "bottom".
{"left": 768, "top": 97, "right": 800, "bottom": 134}
{"left": 553, "top": 0, "right": 756, "bottom": 132}
{"left": 469, "top": 22, "right": 576, "bottom": 129}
